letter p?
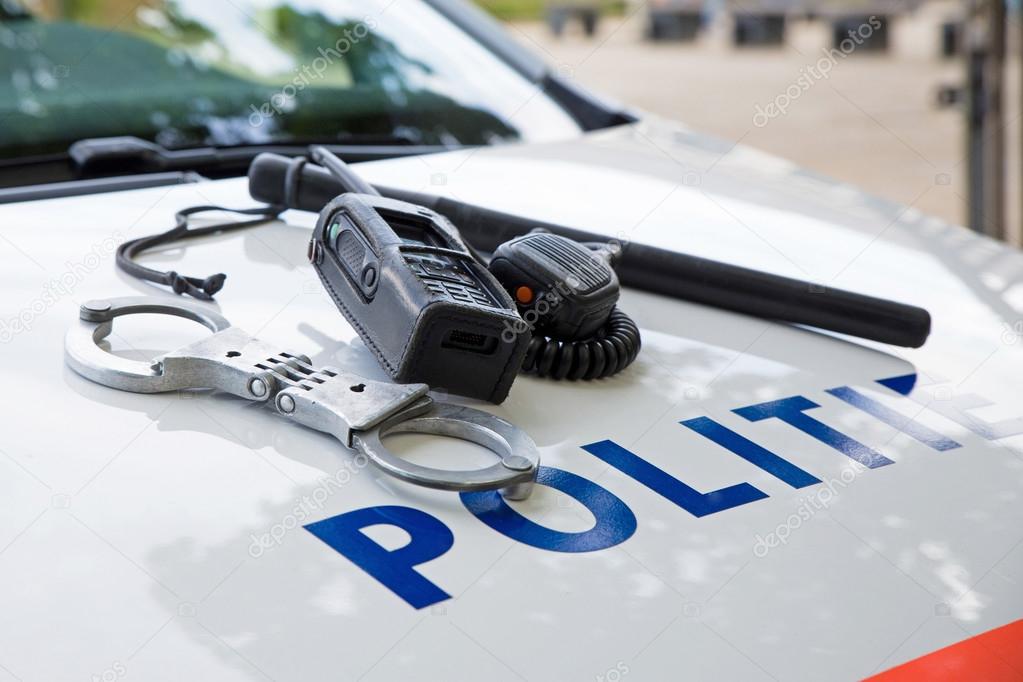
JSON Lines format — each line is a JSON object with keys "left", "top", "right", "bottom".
{"left": 305, "top": 505, "right": 454, "bottom": 609}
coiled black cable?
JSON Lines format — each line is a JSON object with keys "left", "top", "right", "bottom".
{"left": 520, "top": 307, "right": 641, "bottom": 380}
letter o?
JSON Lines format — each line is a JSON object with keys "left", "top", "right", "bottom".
{"left": 460, "top": 466, "right": 637, "bottom": 553}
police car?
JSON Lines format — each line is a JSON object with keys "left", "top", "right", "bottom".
{"left": 1, "top": 0, "right": 1021, "bottom": 680}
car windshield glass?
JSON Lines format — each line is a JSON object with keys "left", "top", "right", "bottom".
{"left": 0, "top": 0, "right": 580, "bottom": 158}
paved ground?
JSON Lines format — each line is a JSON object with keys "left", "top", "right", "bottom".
{"left": 508, "top": 5, "right": 1022, "bottom": 243}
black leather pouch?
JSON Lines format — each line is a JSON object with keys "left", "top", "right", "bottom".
{"left": 309, "top": 193, "right": 528, "bottom": 403}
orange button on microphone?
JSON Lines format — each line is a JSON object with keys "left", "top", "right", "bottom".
{"left": 514, "top": 286, "right": 534, "bottom": 304}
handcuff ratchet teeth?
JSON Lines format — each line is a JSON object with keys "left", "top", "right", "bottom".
{"left": 64, "top": 297, "right": 538, "bottom": 500}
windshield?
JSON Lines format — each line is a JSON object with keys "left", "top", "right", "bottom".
{"left": 0, "top": 0, "right": 580, "bottom": 158}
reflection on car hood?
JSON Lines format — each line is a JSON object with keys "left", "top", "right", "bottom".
{"left": 0, "top": 117, "right": 1020, "bottom": 681}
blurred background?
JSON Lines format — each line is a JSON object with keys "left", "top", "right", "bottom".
{"left": 2, "top": 0, "right": 1021, "bottom": 245}
{"left": 476, "top": 0, "right": 1023, "bottom": 245}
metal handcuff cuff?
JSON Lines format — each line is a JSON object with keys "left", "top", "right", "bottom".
{"left": 64, "top": 296, "right": 539, "bottom": 500}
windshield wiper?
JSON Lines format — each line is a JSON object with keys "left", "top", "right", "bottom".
{"left": 69, "top": 136, "right": 461, "bottom": 177}
{"left": 0, "top": 171, "right": 204, "bottom": 205}
{"left": 70, "top": 137, "right": 223, "bottom": 173}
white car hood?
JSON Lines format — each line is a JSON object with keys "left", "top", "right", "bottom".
{"left": 1, "top": 118, "right": 1021, "bottom": 681}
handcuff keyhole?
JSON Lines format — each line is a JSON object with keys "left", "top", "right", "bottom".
{"left": 350, "top": 383, "right": 366, "bottom": 392}
{"left": 226, "top": 350, "right": 241, "bottom": 358}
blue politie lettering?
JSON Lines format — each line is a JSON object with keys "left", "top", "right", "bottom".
{"left": 460, "top": 465, "right": 637, "bottom": 552}
{"left": 681, "top": 416, "right": 822, "bottom": 488}
{"left": 581, "top": 438, "right": 768, "bottom": 517}
{"left": 876, "top": 373, "right": 918, "bottom": 396}
{"left": 305, "top": 505, "right": 454, "bottom": 609}
{"left": 303, "top": 375, "right": 1023, "bottom": 608}
{"left": 878, "top": 374, "right": 1023, "bottom": 440}
{"left": 826, "top": 385, "right": 960, "bottom": 451}
{"left": 733, "top": 395, "right": 894, "bottom": 469}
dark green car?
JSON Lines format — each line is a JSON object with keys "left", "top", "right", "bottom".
{"left": 0, "top": 0, "right": 608, "bottom": 184}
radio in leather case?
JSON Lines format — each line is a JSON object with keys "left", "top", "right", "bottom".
{"left": 308, "top": 193, "right": 528, "bottom": 403}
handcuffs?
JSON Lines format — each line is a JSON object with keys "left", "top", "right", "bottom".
{"left": 65, "top": 297, "right": 539, "bottom": 500}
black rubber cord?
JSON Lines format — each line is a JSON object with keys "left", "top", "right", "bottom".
{"left": 116, "top": 204, "right": 284, "bottom": 300}
{"left": 521, "top": 307, "right": 641, "bottom": 380}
